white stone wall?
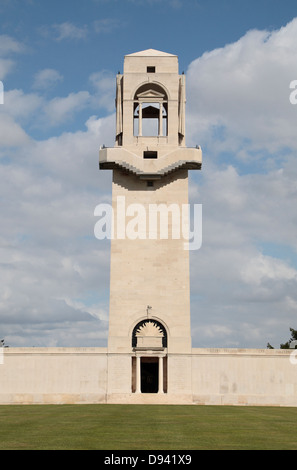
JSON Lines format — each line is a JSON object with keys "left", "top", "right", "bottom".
{"left": 191, "top": 348, "right": 297, "bottom": 406}
{"left": 0, "top": 348, "right": 108, "bottom": 404}
{"left": 1, "top": 347, "right": 297, "bottom": 406}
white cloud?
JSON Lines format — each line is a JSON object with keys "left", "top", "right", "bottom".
{"left": 189, "top": 151, "right": 297, "bottom": 346}
{"left": 0, "top": 34, "right": 24, "bottom": 55}
{"left": 0, "top": 35, "right": 24, "bottom": 79}
{"left": 0, "top": 114, "right": 30, "bottom": 146}
{"left": 89, "top": 70, "right": 116, "bottom": 112}
{"left": 186, "top": 18, "right": 297, "bottom": 154}
{"left": 62, "top": 297, "right": 108, "bottom": 322}
{"left": 0, "top": 111, "right": 114, "bottom": 346}
{"left": 0, "top": 58, "right": 14, "bottom": 80}
{"left": 52, "top": 22, "right": 88, "bottom": 41}
{"left": 33, "top": 68, "right": 63, "bottom": 90}
{"left": 241, "top": 254, "right": 297, "bottom": 286}
{"left": 43, "top": 91, "right": 91, "bottom": 125}
{"left": 39, "top": 22, "right": 88, "bottom": 41}
{"left": 2, "top": 89, "right": 43, "bottom": 119}
{"left": 186, "top": 20, "right": 297, "bottom": 347}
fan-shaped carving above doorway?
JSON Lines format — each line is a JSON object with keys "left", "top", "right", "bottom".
{"left": 132, "top": 319, "right": 167, "bottom": 348}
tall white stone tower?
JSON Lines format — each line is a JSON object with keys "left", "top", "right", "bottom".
{"left": 99, "top": 49, "right": 202, "bottom": 402}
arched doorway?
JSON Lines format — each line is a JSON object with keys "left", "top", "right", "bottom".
{"left": 131, "top": 319, "right": 168, "bottom": 394}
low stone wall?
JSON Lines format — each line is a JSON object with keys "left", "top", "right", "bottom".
{"left": 0, "top": 347, "right": 296, "bottom": 406}
{"left": 191, "top": 348, "right": 297, "bottom": 406}
{"left": 0, "top": 348, "right": 108, "bottom": 404}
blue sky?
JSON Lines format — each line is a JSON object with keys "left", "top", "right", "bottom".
{"left": 0, "top": 0, "right": 297, "bottom": 348}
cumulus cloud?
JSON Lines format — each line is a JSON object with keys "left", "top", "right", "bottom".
{"left": 89, "top": 70, "right": 116, "bottom": 112}
{"left": 33, "top": 68, "right": 63, "bottom": 90}
{"left": 186, "top": 18, "right": 297, "bottom": 348}
{"left": 189, "top": 157, "right": 297, "bottom": 347}
{"left": 0, "top": 34, "right": 24, "bottom": 55}
{"left": 186, "top": 18, "right": 297, "bottom": 154}
{"left": 0, "top": 35, "right": 24, "bottom": 79}
{"left": 241, "top": 254, "right": 297, "bottom": 286}
{"left": 0, "top": 58, "right": 14, "bottom": 80}
{"left": 0, "top": 114, "right": 31, "bottom": 146}
{"left": 2, "top": 89, "right": 43, "bottom": 119}
{"left": 43, "top": 91, "right": 91, "bottom": 125}
{"left": 0, "top": 111, "right": 114, "bottom": 346}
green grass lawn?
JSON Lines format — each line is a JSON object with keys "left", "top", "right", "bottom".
{"left": 0, "top": 404, "right": 296, "bottom": 450}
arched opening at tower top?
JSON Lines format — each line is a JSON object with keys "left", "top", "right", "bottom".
{"left": 133, "top": 83, "right": 168, "bottom": 138}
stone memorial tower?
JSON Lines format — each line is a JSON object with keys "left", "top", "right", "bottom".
{"left": 99, "top": 49, "right": 202, "bottom": 402}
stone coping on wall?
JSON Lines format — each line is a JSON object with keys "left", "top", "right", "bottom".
{"left": 1, "top": 347, "right": 292, "bottom": 357}
{"left": 191, "top": 348, "right": 292, "bottom": 357}
{"left": 1, "top": 347, "right": 108, "bottom": 356}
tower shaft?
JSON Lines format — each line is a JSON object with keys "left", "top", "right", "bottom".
{"left": 99, "top": 49, "right": 202, "bottom": 398}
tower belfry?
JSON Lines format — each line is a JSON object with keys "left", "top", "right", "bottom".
{"left": 99, "top": 49, "right": 202, "bottom": 401}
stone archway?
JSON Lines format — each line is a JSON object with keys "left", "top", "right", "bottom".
{"left": 131, "top": 319, "right": 167, "bottom": 394}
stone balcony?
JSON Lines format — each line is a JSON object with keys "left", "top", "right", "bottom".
{"left": 99, "top": 145, "right": 202, "bottom": 179}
